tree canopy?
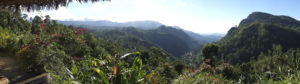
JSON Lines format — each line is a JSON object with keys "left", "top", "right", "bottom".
{"left": 0, "top": 0, "right": 110, "bottom": 12}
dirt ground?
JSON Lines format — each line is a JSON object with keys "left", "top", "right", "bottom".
{"left": 0, "top": 57, "right": 19, "bottom": 72}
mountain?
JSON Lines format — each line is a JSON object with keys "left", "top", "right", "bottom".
{"left": 219, "top": 12, "right": 300, "bottom": 64}
{"left": 89, "top": 26, "right": 201, "bottom": 57}
{"left": 58, "top": 20, "right": 163, "bottom": 30}
{"left": 184, "top": 31, "right": 224, "bottom": 44}
{"left": 59, "top": 20, "right": 224, "bottom": 57}
{"left": 59, "top": 20, "right": 223, "bottom": 43}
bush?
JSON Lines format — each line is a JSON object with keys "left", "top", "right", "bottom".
{"left": 216, "top": 63, "right": 239, "bottom": 79}
{"left": 16, "top": 47, "right": 39, "bottom": 71}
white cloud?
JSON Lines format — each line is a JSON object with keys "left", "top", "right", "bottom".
{"left": 175, "top": 1, "right": 185, "bottom": 7}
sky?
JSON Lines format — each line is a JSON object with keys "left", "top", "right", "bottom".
{"left": 25, "top": 0, "right": 300, "bottom": 34}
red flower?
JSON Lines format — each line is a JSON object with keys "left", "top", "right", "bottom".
{"left": 56, "top": 33, "right": 62, "bottom": 37}
{"left": 189, "top": 68, "right": 195, "bottom": 72}
{"left": 74, "top": 56, "right": 81, "bottom": 61}
{"left": 74, "top": 28, "right": 79, "bottom": 35}
{"left": 41, "top": 23, "right": 47, "bottom": 32}
{"left": 79, "top": 28, "right": 87, "bottom": 34}
{"left": 107, "top": 76, "right": 111, "bottom": 80}
{"left": 51, "top": 39, "right": 56, "bottom": 42}
{"left": 44, "top": 41, "right": 50, "bottom": 48}
{"left": 207, "top": 73, "right": 211, "bottom": 77}
{"left": 43, "top": 24, "right": 46, "bottom": 28}
{"left": 212, "top": 78, "right": 217, "bottom": 82}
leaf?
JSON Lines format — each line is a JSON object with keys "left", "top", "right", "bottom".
{"left": 94, "top": 68, "right": 109, "bottom": 84}
{"left": 72, "top": 64, "right": 78, "bottom": 75}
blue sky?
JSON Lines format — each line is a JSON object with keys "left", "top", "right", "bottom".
{"left": 25, "top": 0, "right": 300, "bottom": 34}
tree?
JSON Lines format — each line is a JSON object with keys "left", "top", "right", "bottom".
{"left": 202, "top": 43, "right": 219, "bottom": 67}
{"left": 32, "top": 16, "right": 42, "bottom": 24}
{"left": 44, "top": 15, "right": 51, "bottom": 23}
{"left": 0, "top": 0, "right": 110, "bottom": 12}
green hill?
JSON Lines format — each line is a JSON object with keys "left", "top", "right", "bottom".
{"left": 219, "top": 12, "right": 300, "bottom": 64}
{"left": 89, "top": 26, "right": 201, "bottom": 58}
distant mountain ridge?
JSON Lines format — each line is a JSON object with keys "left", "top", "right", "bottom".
{"left": 59, "top": 20, "right": 224, "bottom": 57}
{"left": 58, "top": 20, "right": 224, "bottom": 43}
{"left": 58, "top": 20, "right": 163, "bottom": 30}
{"left": 89, "top": 26, "right": 201, "bottom": 57}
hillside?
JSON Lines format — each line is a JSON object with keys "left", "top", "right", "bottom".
{"left": 219, "top": 12, "right": 300, "bottom": 64}
{"left": 59, "top": 20, "right": 223, "bottom": 57}
{"left": 88, "top": 26, "right": 201, "bottom": 57}
{"left": 59, "top": 20, "right": 223, "bottom": 44}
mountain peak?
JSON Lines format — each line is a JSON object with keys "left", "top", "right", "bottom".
{"left": 239, "top": 12, "right": 299, "bottom": 26}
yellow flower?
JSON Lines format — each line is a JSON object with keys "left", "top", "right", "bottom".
{"left": 93, "top": 61, "right": 97, "bottom": 66}
{"left": 5, "top": 34, "right": 9, "bottom": 40}
{"left": 113, "top": 64, "right": 118, "bottom": 77}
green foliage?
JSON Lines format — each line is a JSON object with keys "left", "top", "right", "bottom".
{"left": 0, "top": 26, "right": 10, "bottom": 48}
{"left": 202, "top": 43, "right": 220, "bottom": 67}
{"left": 173, "top": 69, "right": 236, "bottom": 84}
{"left": 219, "top": 12, "right": 300, "bottom": 64}
{"left": 4, "top": 9, "right": 300, "bottom": 84}
{"left": 70, "top": 52, "right": 147, "bottom": 84}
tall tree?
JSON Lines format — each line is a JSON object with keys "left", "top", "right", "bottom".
{"left": 202, "top": 43, "right": 219, "bottom": 67}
